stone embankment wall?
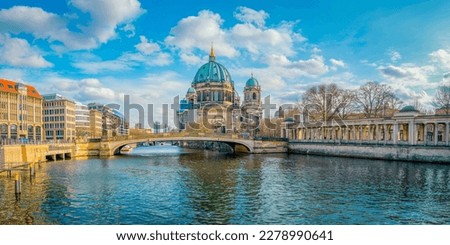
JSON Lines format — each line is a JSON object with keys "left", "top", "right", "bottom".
{"left": 253, "top": 140, "right": 288, "bottom": 153}
{"left": 0, "top": 145, "right": 48, "bottom": 164}
{"left": 289, "top": 142, "right": 450, "bottom": 163}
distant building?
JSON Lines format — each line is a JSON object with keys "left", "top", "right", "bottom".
{"left": 0, "top": 78, "right": 43, "bottom": 141}
{"left": 43, "top": 93, "right": 76, "bottom": 141}
{"left": 112, "top": 109, "right": 129, "bottom": 136}
{"left": 89, "top": 109, "right": 102, "bottom": 138}
{"left": 154, "top": 121, "right": 161, "bottom": 134}
{"left": 75, "top": 102, "right": 90, "bottom": 138}
{"left": 88, "top": 103, "right": 129, "bottom": 138}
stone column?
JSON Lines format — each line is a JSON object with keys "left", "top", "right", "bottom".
{"left": 408, "top": 121, "right": 414, "bottom": 145}
{"left": 352, "top": 126, "right": 356, "bottom": 141}
{"left": 445, "top": 122, "right": 449, "bottom": 146}
{"left": 434, "top": 123, "right": 439, "bottom": 145}
{"left": 424, "top": 123, "right": 428, "bottom": 146}
{"left": 375, "top": 124, "right": 379, "bottom": 142}
{"left": 393, "top": 123, "right": 398, "bottom": 144}
{"left": 383, "top": 124, "right": 387, "bottom": 144}
{"left": 359, "top": 125, "right": 363, "bottom": 141}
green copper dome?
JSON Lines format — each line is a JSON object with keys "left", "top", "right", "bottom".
{"left": 187, "top": 87, "right": 196, "bottom": 94}
{"left": 245, "top": 76, "right": 259, "bottom": 88}
{"left": 400, "top": 105, "right": 419, "bottom": 112}
{"left": 192, "top": 47, "right": 233, "bottom": 85}
{"left": 192, "top": 61, "right": 232, "bottom": 85}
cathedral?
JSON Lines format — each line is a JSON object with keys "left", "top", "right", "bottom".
{"left": 177, "top": 47, "right": 262, "bottom": 136}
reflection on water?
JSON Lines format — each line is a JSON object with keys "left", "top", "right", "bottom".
{"left": 1, "top": 146, "right": 450, "bottom": 224}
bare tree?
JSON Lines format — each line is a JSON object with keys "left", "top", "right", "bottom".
{"left": 302, "top": 83, "right": 354, "bottom": 121}
{"left": 434, "top": 85, "right": 450, "bottom": 115}
{"left": 355, "top": 81, "right": 398, "bottom": 118}
{"left": 334, "top": 89, "right": 356, "bottom": 119}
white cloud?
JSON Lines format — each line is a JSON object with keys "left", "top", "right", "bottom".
{"left": 78, "top": 86, "right": 117, "bottom": 101}
{"left": 72, "top": 59, "right": 131, "bottom": 74}
{"left": 122, "top": 23, "right": 136, "bottom": 37}
{"left": 0, "top": 68, "right": 26, "bottom": 82}
{"left": 165, "top": 7, "right": 305, "bottom": 64}
{"left": 165, "top": 10, "right": 237, "bottom": 59}
{"left": 230, "top": 22, "right": 301, "bottom": 57}
{"left": 80, "top": 78, "right": 106, "bottom": 88}
{"left": 388, "top": 50, "right": 402, "bottom": 62}
{"left": 430, "top": 49, "right": 450, "bottom": 70}
{"left": 266, "top": 54, "right": 329, "bottom": 78}
{"left": 329, "top": 58, "right": 345, "bottom": 70}
{"left": 0, "top": 1, "right": 145, "bottom": 51}
{"left": 72, "top": 36, "right": 172, "bottom": 74}
{"left": 43, "top": 75, "right": 122, "bottom": 103}
{"left": 378, "top": 64, "right": 435, "bottom": 87}
{"left": 233, "top": 54, "right": 330, "bottom": 92}
{"left": 0, "top": 6, "right": 95, "bottom": 50}
{"left": 234, "top": 6, "right": 269, "bottom": 27}
{"left": 0, "top": 34, "right": 53, "bottom": 68}
{"left": 319, "top": 72, "right": 357, "bottom": 88}
{"left": 135, "top": 36, "right": 160, "bottom": 55}
{"left": 378, "top": 63, "right": 438, "bottom": 107}
{"left": 69, "top": 0, "right": 145, "bottom": 43}
{"left": 179, "top": 53, "right": 203, "bottom": 65}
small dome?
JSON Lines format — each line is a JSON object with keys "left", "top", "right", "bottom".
{"left": 400, "top": 105, "right": 419, "bottom": 112}
{"left": 187, "top": 87, "right": 196, "bottom": 94}
{"left": 245, "top": 76, "right": 259, "bottom": 88}
{"left": 284, "top": 117, "right": 295, "bottom": 122}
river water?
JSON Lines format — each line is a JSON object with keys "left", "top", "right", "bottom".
{"left": 1, "top": 146, "right": 449, "bottom": 225}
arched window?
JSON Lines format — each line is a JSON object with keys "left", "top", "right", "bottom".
{"left": 252, "top": 93, "right": 257, "bottom": 100}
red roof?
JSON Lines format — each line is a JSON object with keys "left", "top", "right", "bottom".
{"left": 0, "top": 78, "right": 42, "bottom": 99}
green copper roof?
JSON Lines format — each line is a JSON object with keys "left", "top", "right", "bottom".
{"left": 245, "top": 76, "right": 259, "bottom": 88}
{"left": 400, "top": 105, "right": 419, "bottom": 112}
{"left": 192, "top": 60, "right": 233, "bottom": 85}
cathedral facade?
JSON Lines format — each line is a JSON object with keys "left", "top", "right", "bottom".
{"left": 177, "top": 47, "right": 262, "bottom": 136}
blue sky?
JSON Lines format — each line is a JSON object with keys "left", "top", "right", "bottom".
{"left": 0, "top": 0, "right": 449, "bottom": 123}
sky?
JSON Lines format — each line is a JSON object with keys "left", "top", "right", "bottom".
{"left": 0, "top": 0, "right": 449, "bottom": 125}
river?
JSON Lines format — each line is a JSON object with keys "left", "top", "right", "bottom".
{"left": 1, "top": 146, "right": 449, "bottom": 224}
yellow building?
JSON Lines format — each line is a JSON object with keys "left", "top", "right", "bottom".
{"left": 89, "top": 109, "right": 102, "bottom": 138}
{"left": 43, "top": 94, "right": 76, "bottom": 141}
{"left": 0, "top": 78, "right": 43, "bottom": 142}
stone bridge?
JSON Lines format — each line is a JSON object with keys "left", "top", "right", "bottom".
{"left": 98, "top": 134, "right": 287, "bottom": 156}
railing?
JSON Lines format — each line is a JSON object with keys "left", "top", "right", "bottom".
{"left": 290, "top": 139, "right": 450, "bottom": 147}
{"left": 48, "top": 144, "right": 73, "bottom": 151}
{"left": 0, "top": 138, "right": 75, "bottom": 146}
{"left": 102, "top": 132, "right": 257, "bottom": 142}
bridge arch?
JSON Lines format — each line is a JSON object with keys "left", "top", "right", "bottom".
{"left": 109, "top": 137, "right": 254, "bottom": 155}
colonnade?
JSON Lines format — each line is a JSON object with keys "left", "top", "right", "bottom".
{"left": 282, "top": 118, "right": 450, "bottom": 146}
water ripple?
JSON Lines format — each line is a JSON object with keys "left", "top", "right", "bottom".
{"left": 1, "top": 146, "right": 450, "bottom": 224}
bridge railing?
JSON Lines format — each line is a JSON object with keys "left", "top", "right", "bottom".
{"left": 48, "top": 144, "right": 74, "bottom": 151}
{"left": 103, "top": 132, "right": 252, "bottom": 142}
